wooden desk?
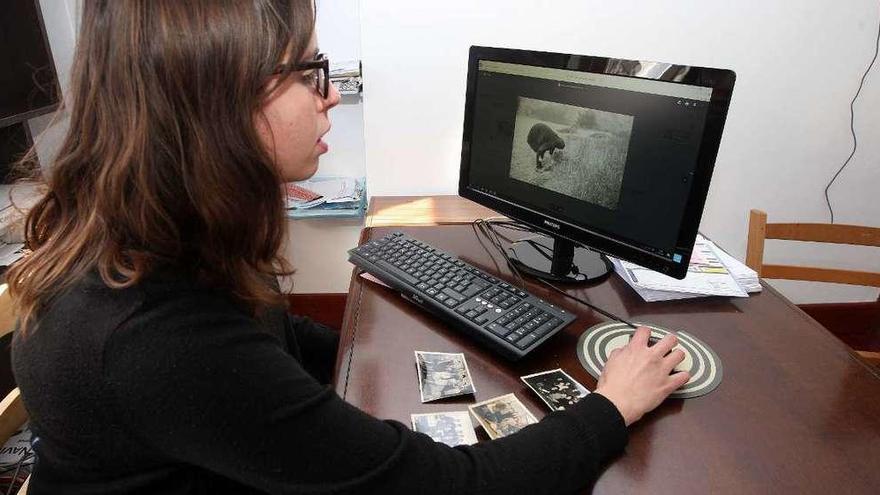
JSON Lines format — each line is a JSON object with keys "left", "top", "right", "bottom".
{"left": 334, "top": 224, "right": 880, "bottom": 494}
{"left": 366, "top": 195, "right": 502, "bottom": 227}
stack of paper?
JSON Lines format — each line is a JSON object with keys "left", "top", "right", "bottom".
{"left": 0, "top": 183, "right": 42, "bottom": 267}
{"left": 708, "top": 239, "right": 762, "bottom": 293}
{"left": 330, "top": 60, "right": 362, "bottom": 95}
{"left": 611, "top": 235, "right": 761, "bottom": 302}
{"left": 284, "top": 176, "right": 365, "bottom": 218}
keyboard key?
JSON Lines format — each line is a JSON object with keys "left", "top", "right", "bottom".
{"left": 534, "top": 320, "right": 558, "bottom": 337}
{"left": 376, "top": 260, "right": 420, "bottom": 285}
{"left": 516, "top": 332, "right": 539, "bottom": 349}
{"left": 442, "top": 288, "right": 466, "bottom": 301}
{"left": 462, "top": 285, "right": 482, "bottom": 298}
{"left": 487, "top": 322, "right": 510, "bottom": 337}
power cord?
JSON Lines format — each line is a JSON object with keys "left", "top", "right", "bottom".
{"left": 824, "top": 4, "right": 880, "bottom": 223}
{"left": 471, "top": 218, "right": 637, "bottom": 328}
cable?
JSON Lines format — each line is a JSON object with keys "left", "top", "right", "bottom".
{"left": 471, "top": 219, "right": 527, "bottom": 288}
{"left": 824, "top": 5, "right": 880, "bottom": 223}
{"left": 3, "top": 450, "right": 33, "bottom": 495}
{"left": 471, "top": 218, "right": 638, "bottom": 328}
{"left": 536, "top": 278, "right": 638, "bottom": 328}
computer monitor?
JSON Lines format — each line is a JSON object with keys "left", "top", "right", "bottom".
{"left": 459, "top": 46, "right": 735, "bottom": 282}
{"left": 0, "top": 0, "right": 60, "bottom": 128}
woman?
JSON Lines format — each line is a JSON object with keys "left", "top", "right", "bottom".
{"left": 10, "top": 1, "right": 689, "bottom": 493}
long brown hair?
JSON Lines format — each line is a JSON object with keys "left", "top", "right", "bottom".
{"left": 9, "top": 0, "right": 316, "bottom": 332}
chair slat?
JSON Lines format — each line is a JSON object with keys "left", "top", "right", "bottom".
{"left": 18, "top": 474, "right": 30, "bottom": 495}
{"left": 765, "top": 223, "right": 880, "bottom": 247}
{"left": 746, "top": 210, "right": 767, "bottom": 274}
{"left": 0, "top": 388, "right": 27, "bottom": 445}
{"left": 761, "top": 264, "right": 880, "bottom": 287}
{"left": 856, "top": 351, "right": 880, "bottom": 366}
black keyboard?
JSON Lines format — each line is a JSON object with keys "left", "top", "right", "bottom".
{"left": 348, "top": 231, "right": 576, "bottom": 360}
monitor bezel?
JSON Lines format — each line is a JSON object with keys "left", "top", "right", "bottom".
{"left": 458, "top": 45, "right": 735, "bottom": 279}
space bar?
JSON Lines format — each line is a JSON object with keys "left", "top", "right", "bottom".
{"left": 376, "top": 260, "right": 420, "bottom": 285}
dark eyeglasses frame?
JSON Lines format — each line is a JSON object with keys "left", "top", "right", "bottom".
{"left": 272, "top": 53, "right": 330, "bottom": 99}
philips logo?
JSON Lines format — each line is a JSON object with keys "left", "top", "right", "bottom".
{"left": 543, "top": 220, "right": 561, "bottom": 230}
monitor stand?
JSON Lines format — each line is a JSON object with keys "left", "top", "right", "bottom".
{"left": 507, "top": 234, "right": 612, "bottom": 283}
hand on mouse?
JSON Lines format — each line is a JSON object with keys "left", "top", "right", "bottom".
{"left": 594, "top": 326, "right": 690, "bottom": 426}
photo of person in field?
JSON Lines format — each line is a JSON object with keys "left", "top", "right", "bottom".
{"left": 509, "top": 97, "right": 634, "bottom": 210}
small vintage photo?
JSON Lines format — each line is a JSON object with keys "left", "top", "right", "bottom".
{"left": 415, "top": 351, "right": 477, "bottom": 403}
{"left": 509, "top": 96, "right": 634, "bottom": 210}
{"left": 411, "top": 411, "right": 479, "bottom": 447}
{"left": 468, "top": 393, "right": 538, "bottom": 439}
{"left": 521, "top": 369, "right": 590, "bottom": 411}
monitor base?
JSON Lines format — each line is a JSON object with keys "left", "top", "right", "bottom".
{"left": 507, "top": 234, "right": 612, "bottom": 284}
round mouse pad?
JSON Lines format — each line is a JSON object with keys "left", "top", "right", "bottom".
{"left": 577, "top": 322, "right": 723, "bottom": 399}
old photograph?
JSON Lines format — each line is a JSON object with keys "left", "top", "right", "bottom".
{"left": 411, "top": 411, "right": 478, "bottom": 447}
{"left": 521, "top": 369, "right": 590, "bottom": 411}
{"left": 415, "top": 351, "right": 477, "bottom": 403}
{"left": 509, "top": 97, "right": 634, "bottom": 210}
{"left": 468, "top": 393, "right": 538, "bottom": 439}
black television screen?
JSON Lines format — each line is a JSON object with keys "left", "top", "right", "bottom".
{"left": 459, "top": 46, "right": 735, "bottom": 280}
{"left": 0, "top": 0, "right": 60, "bottom": 128}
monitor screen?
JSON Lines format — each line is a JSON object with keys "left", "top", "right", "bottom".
{"left": 0, "top": 0, "right": 60, "bottom": 128}
{"left": 459, "top": 46, "right": 735, "bottom": 279}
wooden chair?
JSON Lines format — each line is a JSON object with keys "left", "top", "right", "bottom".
{"left": 0, "top": 284, "right": 29, "bottom": 494}
{"left": 745, "top": 209, "right": 880, "bottom": 366}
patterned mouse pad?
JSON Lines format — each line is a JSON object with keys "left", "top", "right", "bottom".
{"left": 577, "top": 322, "right": 723, "bottom": 399}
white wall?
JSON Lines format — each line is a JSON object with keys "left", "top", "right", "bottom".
{"left": 282, "top": 0, "right": 366, "bottom": 293}
{"left": 360, "top": 0, "right": 880, "bottom": 303}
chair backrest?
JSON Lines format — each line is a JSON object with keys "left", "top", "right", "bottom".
{"left": 745, "top": 209, "right": 880, "bottom": 288}
{"left": 0, "top": 284, "right": 18, "bottom": 339}
{"left": 0, "top": 284, "right": 29, "bottom": 494}
{"left": 0, "top": 387, "right": 29, "bottom": 494}
{"left": 745, "top": 209, "right": 880, "bottom": 367}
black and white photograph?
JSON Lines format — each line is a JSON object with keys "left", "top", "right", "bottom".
{"left": 410, "top": 411, "right": 479, "bottom": 447}
{"left": 520, "top": 369, "right": 590, "bottom": 411}
{"left": 468, "top": 393, "right": 538, "bottom": 439}
{"left": 415, "top": 351, "right": 477, "bottom": 403}
{"left": 509, "top": 97, "right": 634, "bottom": 210}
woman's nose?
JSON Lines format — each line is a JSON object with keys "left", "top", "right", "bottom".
{"left": 323, "top": 81, "right": 341, "bottom": 110}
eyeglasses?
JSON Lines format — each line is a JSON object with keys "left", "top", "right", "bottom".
{"left": 273, "top": 53, "right": 330, "bottom": 99}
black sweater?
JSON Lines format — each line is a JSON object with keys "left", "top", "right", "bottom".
{"left": 12, "top": 271, "right": 627, "bottom": 494}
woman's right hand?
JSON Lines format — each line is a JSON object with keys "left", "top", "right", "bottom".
{"left": 594, "top": 326, "right": 690, "bottom": 426}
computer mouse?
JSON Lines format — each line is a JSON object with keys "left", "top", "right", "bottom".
{"left": 647, "top": 336, "right": 689, "bottom": 374}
